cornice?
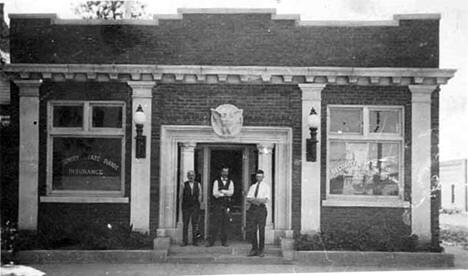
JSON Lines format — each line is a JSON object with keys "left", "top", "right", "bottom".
{"left": 9, "top": 10, "right": 441, "bottom": 27}
{"left": 3, "top": 64, "right": 456, "bottom": 86}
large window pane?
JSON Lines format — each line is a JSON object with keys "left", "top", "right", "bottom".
{"left": 369, "top": 110, "right": 401, "bottom": 134}
{"left": 329, "top": 142, "right": 399, "bottom": 196}
{"left": 52, "top": 137, "right": 122, "bottom": 191}
{"left": 53, "top": 105, "right": 83, "bottom": 128}
{"left": 92, "top": 105, "right": 123, "bottom": 128}
{"left": 330, "top": 108, "right": 362, "bottom": 134}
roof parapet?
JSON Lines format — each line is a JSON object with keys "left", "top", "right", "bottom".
{"left": 8, "top": 9, "right": 441, "bottom": 26}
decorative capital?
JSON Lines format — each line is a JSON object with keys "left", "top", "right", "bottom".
{"left": 257, "top": 143, "right": 274, "bottom": 155}
{"left": 14, "top": 79, "right": 42, "bottom": 97}
{"left": 298, "top": 83, "right": 326, "bottom": 101}
{"left": 408, "top": 85, "right": 436, "bottom": 104}
{"left": 128, "top": 81, "right": 156, "bottom": 98}
{"left": 181, "top": 142, "right": 197, "bottom": 152}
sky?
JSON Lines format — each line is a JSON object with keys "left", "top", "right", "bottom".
{"left": 2, "top": 0, "right": 468, "bottom": 161}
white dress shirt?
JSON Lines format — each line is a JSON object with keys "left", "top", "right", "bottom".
{"left": 212, "top": 178, "right": 234, "bottom": 198}
{"left": 246, "top": 181, "right": 271, "bottom": 207}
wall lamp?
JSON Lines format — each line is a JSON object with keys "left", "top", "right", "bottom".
{"left": 306, "top": 108, "right": 320, "bottom": 162}
{"left": 134, "top": 104, "right": 146, "bottom": 159}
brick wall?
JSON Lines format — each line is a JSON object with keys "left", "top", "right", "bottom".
{"left": 10, "top": 15, "right": 439, "bottom": 67}
{"left": 150, "top": 83, "right": 302, "bottom": 233}
{"left": 320, "top": 85, "right": 412, "bottom": 238}
{"left": 35, "top": 81, "right": 133, "bottom": 230}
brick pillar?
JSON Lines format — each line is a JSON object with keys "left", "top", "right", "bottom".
{"left": 409, "top": 85, "right": 436, "bottom": 243}
{"left": 257, "top": 143, "right": 274, "bottom": 243}
{"left": 128, "top": 81, "right": 154, "bottom": 233}
{"left": 16, "top": 80, "right": 42, "bottom": 230}
{"left": 298, "top": 83, "right": 326, "bottom": 235}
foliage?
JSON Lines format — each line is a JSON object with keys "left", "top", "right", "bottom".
{"left": 295, "top": 230, "right": 431, "bottom": 252}
{"left": 73, "top": 1, "right": 150, "bottom": 20}
{"left": 1, "top": 219, "right": 153, "bottom": 253}
{"left": 440, "top": 226, "right": 468, "bottom": 248}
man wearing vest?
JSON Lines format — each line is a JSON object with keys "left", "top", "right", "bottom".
{"left": 207, "top": 167, "right": 234, "bottom": 247}
{"left": 246, "top": 169, "right": 270, "bottom": 257}
{"left": 181, "top": 170, "right": 202, "bottom": 246}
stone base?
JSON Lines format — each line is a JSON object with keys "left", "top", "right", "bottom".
{"left": 280, "top": 237, "right": 295, "bottom": 261}
{"left": 153, "top": 237, "right": 171, "bottom": 250}
{"left": 265, "top": 227, "right": 275, "bottom": 244}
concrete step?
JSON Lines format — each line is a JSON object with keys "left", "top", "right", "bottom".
{"left": 169, "top": 244, "right": 281, "bottom": 256}
{"left": 167, "top": 254, "right": 292, "bottom": 265}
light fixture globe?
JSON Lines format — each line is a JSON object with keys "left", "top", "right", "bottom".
{"left": 134, "top": 105, "right": 146, "bottom": 125}
{"left": 307, "top": 108, "right": 320, "bottom": 129}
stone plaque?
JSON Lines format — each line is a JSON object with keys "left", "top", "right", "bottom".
{"left": 210, "top": 104, "right": 244, "bottom": 137}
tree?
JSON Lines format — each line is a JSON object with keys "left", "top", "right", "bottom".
{"left": 74, "top": 1, "right": 150, "bottom": 20}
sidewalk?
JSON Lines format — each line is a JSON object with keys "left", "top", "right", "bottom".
{"left": 29, "top": 263, "right": 451, "bottom": 276}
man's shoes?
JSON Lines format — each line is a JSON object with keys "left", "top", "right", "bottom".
{"left": 181, "top": 242, "right": 188, "bottom": 247}
{"left": 221, "top": 242, "right": 228, "bottom": 247}
{"left": 257, "top": 250, "right": 265, "bottom": 257}
{"left": 205, "top": 242, "right": 214, "bottom": 247}
{"left": 192, "top": 242, "right": 199, "bottom": 246}
{"left": 247, "top": 249, "right": 257, "bottom": 257}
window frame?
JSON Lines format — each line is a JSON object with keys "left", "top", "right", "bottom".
{"left": 325, "top": 105, "right": 407, "bottom": 207}
{"left": 46, "top": 100, "right": 126, "bottom": 198}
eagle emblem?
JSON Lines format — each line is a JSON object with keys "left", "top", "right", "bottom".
{"left": 210, "top": 104, "right": 244, "bottom": 137}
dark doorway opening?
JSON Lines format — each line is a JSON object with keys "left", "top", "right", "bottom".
{"left": 209, "top": 149, "right": 244, "bottom": 241}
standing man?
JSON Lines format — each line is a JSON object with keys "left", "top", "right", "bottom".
{"left": 207, "top": 167, "right": 234, "bottom": 247}
{"left": 181, "top": 170, "right": 202, "bottom": 246}
{"left": 246, "top": 169, "right": 270, "bottom": 257}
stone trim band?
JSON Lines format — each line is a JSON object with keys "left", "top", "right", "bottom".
{"left": 4, "top": 64, "right": 456, "bottom": 86}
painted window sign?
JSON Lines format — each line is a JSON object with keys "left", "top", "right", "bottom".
{"left": 52, "top": 137, "right": 122, "bottom": 191}
{"left": 329, "top": 141, "right": 400, "bottom": 196}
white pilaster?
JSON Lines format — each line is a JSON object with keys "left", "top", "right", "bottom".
{"left": 128, "top": 81, "right": 154, "bottom": 233}
{"left": 177, "top": 142, "right": 196, "bottom": 242}
{"left": 257, "top": 143, "right": 274, "bottom": 243}
{"left": 16, "top": 80, "right": 42, "bottom": 230}
{"left": 298, "top": 83, "right": 326, "bottom": 235}
{"left": 409, "top": 85, "right": 436, "bottom": 242}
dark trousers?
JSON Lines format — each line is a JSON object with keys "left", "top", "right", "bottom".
{"left": 182, "top": 205, "right": 200, "bottom": 244}
{"left": 246, "top": 204, "right": 267, "bottom": 252}
{"left": 208, "top": 205, "right": 229, "bottom": 244}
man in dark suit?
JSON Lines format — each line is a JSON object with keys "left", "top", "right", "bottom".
{"left": 181, "top": 170, "right": 202, "bottom": 246}
{"left": 207, "top": 167, "right": 234, "bottom": 246}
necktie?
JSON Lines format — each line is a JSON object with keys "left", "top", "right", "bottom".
{"left": 254, "top": 182, "right": 260, "bottom": 198}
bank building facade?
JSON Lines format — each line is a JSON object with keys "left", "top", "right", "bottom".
{"left": 2, "top": 9, "right": 456, "bottom": 250}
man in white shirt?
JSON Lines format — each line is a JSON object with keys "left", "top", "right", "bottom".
{"left": 180, "top": 170, "right": 202, "bottom": 246}
{"left": 246, "top": 169, "right": 270, "bottom": 257}
{"left": 207, "top": 167, "right": 234, "bottom": 247}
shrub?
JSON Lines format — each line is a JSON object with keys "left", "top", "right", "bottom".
{"left": 295, "top": 230, "right": 423, "bottom": 252}
{"left": 4, "top": 220, "right": 153, "bottom": 251}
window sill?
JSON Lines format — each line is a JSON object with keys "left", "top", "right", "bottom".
{"left": 322, "top": 198, "right": 410, "bottom": 208}
{"left": 40, "top": 196, "right": 129, "bottom": 203}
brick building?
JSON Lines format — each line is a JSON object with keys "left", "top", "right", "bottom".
{"left": 440, "top": 159, "right": 468, "bottom": 213}
{"left": 1, "top": 9, "right": 456, "bottom": 249}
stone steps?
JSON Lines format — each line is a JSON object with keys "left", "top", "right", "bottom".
{"left": 167, "top": 243, "right": 288, "bottom": 264}
{"left": 168, "top": 244, "right": 282, "bottom": 256}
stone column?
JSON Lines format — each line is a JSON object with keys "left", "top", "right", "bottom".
{"left": 257, "top": 143, "right": 274, "bottom": 243}
{"left": 16, "top": 80, "right": 42, "bottom": 230}
{"left": 409, "top": 85, "right": 436, "bottom": 243}
{"left": 177, "top": 142, "right": 196, "bottom": 243}
{"left": 128, "top": 81, "right": 154, "bottom": 233}
{"left": 298, "top": 83, "right": 326, "bottom": 235}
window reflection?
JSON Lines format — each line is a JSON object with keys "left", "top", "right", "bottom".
{"left": 329, "top": 142, "right": 399, "bottom": 196}
{"left": 92, "top": 106, "right": 123, "bottom": 128}
{"left": 53, "top": 105, "right": 83, "bottom": 128}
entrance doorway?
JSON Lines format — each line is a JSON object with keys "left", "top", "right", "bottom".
{"left": 195, "top": 144, "right": 257, "bottom": 241}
